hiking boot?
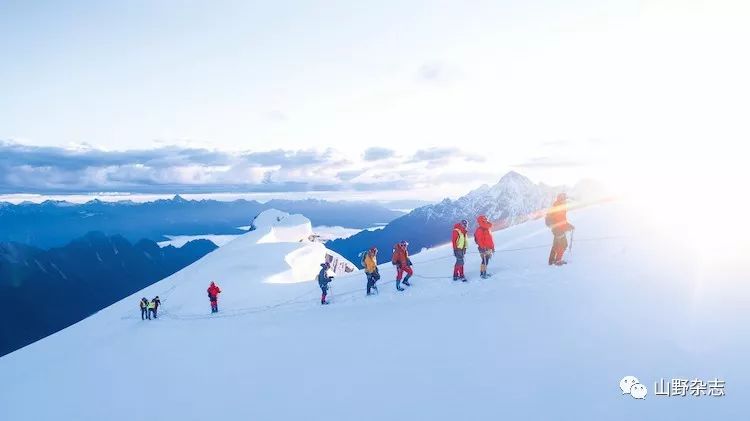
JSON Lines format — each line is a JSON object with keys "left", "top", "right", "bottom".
{"left": 402, "top": 279, "right": 411, "bottom": 287}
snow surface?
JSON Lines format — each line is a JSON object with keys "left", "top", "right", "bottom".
{"left": 1, "top": 204, "right": 748, "bottom": 420}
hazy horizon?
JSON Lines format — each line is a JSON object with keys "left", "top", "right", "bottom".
{"left": 4, "top": 1, "right": 746, "bottom": 203}
{"left": 0, "top": 170, "right": 594, "bottom": 205}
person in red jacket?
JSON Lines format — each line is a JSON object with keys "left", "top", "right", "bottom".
{"left": 452, "top": 219, "right": 469, "bottom": 281}
{"left": 474, "top": 215, "right": 495, "bottom": 279}
{"left": 391, "top": 241, "right": 413, "bottom": 291}
{"left": 207, "top": 281, "right": 221, "bottom": 313}
{"left": 545, "top": 193, "right": 575, "bottom": 265}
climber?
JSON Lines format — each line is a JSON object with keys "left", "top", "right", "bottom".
{"left": 363, "top": 247, "right": 380, "bottom": 296}
{"left": 391, "top": 241, "right": 413, "bottom": 291}
{"left": 150, "top": 296, "right": 161, "bottom": 319}
{"left": 318, "top": 262, "right": 334, "bottom": 305}
{"left": 147, "top": 298, "right": 156, "bottom": 320}
{"left": 452, "top": 219, "right": 469, "bottom": 281}
{"left": 140, "top": 297, "right": 149, "bottom": 320}
{"left": 207, "top": 281, "right": 222, "bottom": 313}
{"left": 545, "top": 193, "right": 575, "bottom": 266}
{"left": 474, "top": 215, "right": 495, "bottom": 279}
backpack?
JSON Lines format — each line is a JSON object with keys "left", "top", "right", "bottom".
{"left": 545, "top": 211, "right": 553, "bottom": 227}
{"left": 358, "top": 250, "right": 368, "bottom": 268}
{"left": 391, "top": 247, "right": 399, "bottom": 265}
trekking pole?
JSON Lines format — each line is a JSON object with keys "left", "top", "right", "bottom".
{"left": 569, "top": 228, "right": 575, "bottom": 256}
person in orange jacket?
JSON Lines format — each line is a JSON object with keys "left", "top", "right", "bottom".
{"left": 545, "top": 193, "right": 575, "bottom": 265}
{"left": 452, "top": 219, "right": 469, "bottom": 281}
{"left": 474, "top": 215, "right": 495, "bottom": 279}
{"left": 207, "top": 281, "right": 221, "bottom": 313}
{"left": 391, "top": 241, "right": 412, "bottom": 291}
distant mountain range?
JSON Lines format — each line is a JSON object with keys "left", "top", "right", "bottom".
{"left": 328, "top": 171, "right": 604, "bottom": 266}
{"left": 0, "top": 197, "right": 405, "bottom": 248}
{"left": 0, "top": 233, "right": 217, "bottom": 357}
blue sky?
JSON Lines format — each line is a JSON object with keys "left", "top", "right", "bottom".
{"left": 1, "top": 0, "right": 747, "bottom": 200}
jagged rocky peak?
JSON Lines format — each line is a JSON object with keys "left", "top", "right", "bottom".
{"left": 463, "top": 171, "right": 535, "bottom": 200}
{"left": 498, "top": 170, "right": 530, "bottom": 184}
{"left": 408, "top": 171, "right": 557, "bottom": 224}
{"left": 488, "top": 171, "right": 534, "bottom": 191}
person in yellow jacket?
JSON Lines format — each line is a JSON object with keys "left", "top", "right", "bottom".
{"left": 452, "top": 219, "right": 469, "bottom": 281}
{"left": 139, "top": 297, "right": 149, "bottom": 320}
{"left": 363, "top": 247, "right": 380, "bottom": 295}
{"left": 147, "top": 299, "right": 156, "bottom": 320}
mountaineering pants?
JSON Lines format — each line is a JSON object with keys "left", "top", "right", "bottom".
{"left": 209, "top": 295, "right": 218, "bottom": 313}
{"left": 549, "top": 233, "right": 568, "bottom": 265}
{"left": 454, "top": 248, "right": 466, "bottom": 265}
{"left": 453, "top": 248, "right": 466, "bottom": 278}
{"left": 320, "top": 285, "right": 329, "bottom": 303}
{"left": 479, "top": 248, "right": 492, "bottom": 266}
{"left": 141, "top": 308, "right": 147, "bottom": 320}
{"left": 366, "top": 273, "right": 378, "bottom": 294}
{"left": 396, "top": 265, "right": 413, "bottom": 281}
{"left": 479, "top": 248, "right": 492, "bottom": 275}
{"left": 149, "top": 308, "right": 157, "bottom": 319}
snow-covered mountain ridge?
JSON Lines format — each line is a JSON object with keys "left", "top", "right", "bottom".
{"left": 411, "top": 171, "right": 555, "bottom": 225}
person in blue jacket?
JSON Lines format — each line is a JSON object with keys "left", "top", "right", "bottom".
{"left": 318, "top": 262, "right": 334, "bottom": 305}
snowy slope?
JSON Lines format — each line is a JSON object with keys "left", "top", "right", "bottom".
{"left": 1, "top": 203, "right": 748, "bottom": 420}
{"left": 135, "top": 209, "right": 353, "bottom": 317}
